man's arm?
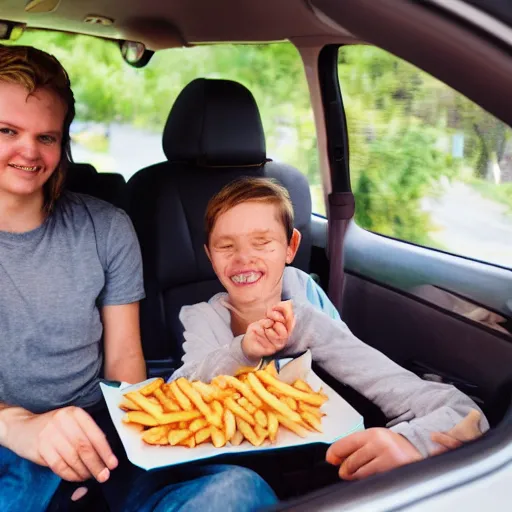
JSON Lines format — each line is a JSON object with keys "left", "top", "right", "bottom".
{"left": 102, "top": 302, "right": 146, "bottom": 383}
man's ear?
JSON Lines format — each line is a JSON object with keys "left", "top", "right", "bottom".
{"left": 204, "top": 244, "right": 212, "bottom": 262}
{"left": 285, "top": 228, "right": 302, "bottom": 264}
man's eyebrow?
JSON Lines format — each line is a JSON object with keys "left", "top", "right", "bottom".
{"left": 0, "top": 120, "right": 21, "bottom": 129}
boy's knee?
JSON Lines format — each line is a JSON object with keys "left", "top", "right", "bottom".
{"left": 203, "top": 465, "right": 277, "bottom": 510}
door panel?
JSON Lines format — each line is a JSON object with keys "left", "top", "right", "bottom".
{"left": 345, "top": 223, "right": 512, "bottom": 320}
{"left": 310, "top": 215, "right": 512, "bottom": 424}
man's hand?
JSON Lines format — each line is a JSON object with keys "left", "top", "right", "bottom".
{"left": 326, "top": 428, "right": 423, "bottom": 480}
{"left": 241, "top": 301, "right": 295, "bottom": 360}
{"left": 2, "top": 406, "right": 118, "bottom": 483}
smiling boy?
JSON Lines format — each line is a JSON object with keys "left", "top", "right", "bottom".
{"left": 171, "top": 177, "right": 489, "bottom": 479}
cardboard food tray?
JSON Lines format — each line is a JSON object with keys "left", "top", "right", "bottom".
{"left": 101, "top": 354, "right": 364, "bottom": 471}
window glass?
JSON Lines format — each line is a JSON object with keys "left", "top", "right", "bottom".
{"left": 13, "top": 32, "right": 324, "bottom": 213}
{"left": 338, "top": 45, "right": 512, "bottom": 268}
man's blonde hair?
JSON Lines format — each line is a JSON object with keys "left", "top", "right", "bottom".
{"left": 205, "top": 177, "right": 294, "bottom": 244}
{"left": 0, "top": 44, "right": 75, "bottom": 213}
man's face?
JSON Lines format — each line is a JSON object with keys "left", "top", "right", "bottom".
{"left": 0, "top": 82, "right": 65, "bottom": 204}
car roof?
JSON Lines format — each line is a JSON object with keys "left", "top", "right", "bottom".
{"left": 0, "top": 0, "right": 356, "bottom": 49}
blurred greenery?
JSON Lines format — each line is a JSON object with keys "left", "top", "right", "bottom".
{"left": 469, "top": 179, "right": 512, "bottom": 215}
{"left": 338, "top": 45, "right": 512, "bottom": 245}
{"left": 10, "top": 32, "right": 512, "bottom": 236}
{"left": 14, "top": 31, "right": 320, "bottom": 186}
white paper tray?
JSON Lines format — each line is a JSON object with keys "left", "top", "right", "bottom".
{"left": 101, "top": 368, "right": 364, "bottom": 471}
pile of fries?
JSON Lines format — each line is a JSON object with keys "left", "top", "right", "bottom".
{"left": 119, "top": 362, "right": 328, "bottom": 449}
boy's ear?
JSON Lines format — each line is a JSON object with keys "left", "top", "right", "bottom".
{"left": 204, "top": 244, "right": 212, "bottom": 262}
{"left": 285, "top": 228, "right": 302, "bottom": 264}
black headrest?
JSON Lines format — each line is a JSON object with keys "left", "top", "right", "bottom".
{"left": 162, "top": 78, "right": 266, "bottom": 167}
{"left": 65, "top": 163, "right": 98, "bottom": 195}
{"left": 128, "top": 164, "right": 312, "bottom": 293}
{"left": 66, "top": 163, "right": 127, "bottom": 210}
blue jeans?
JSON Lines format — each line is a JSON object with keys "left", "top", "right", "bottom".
{"left": 0, "top": 450, "right": 276, "bottom": 512}
{"left": 124, "top": 464, "right": 277, "bottom": 512}
{"left": 0, "top": 399, "right": 277, "bottom": 512}
{"left": 0, "top": 446, "right": 61, "bottom": 512}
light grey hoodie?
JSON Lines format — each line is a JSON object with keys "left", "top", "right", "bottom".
{"left": 172, "top": 267, "right": 489, "bottom": 457}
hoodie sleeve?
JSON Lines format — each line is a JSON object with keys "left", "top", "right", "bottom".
{"left": 169, "top": 302, "right": 260, "bottom": 382}
{"left": 289, "top": 302, "right": 490, "bottom": 457}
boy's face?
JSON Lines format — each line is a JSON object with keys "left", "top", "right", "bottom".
{"left": 206, "top": 200, "right": 301, "bottom": 306}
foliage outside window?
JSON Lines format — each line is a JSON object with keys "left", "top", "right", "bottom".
{"left": 338, "top": 45, "right": 512, "bottom": 268}
{"left": 12, "top": 32, "right": 324, "bottom": 214}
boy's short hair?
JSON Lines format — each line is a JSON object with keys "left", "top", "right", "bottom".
{"left": 205, "top": 177, "right": 294, "bottom": 244}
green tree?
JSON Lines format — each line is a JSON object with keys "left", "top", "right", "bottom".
{"left": 13, "top": 32, "right": 320, "bottom": 186}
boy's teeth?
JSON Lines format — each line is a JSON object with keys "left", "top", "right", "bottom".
{"left": 231, "top": 272, "right": 261, "bottom": 284}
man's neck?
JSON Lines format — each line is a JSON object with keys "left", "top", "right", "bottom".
{"left": 229, "top": 290, "right": 282, "bottom": 336}
{"left": 0, "top": 192, "right": 45, "bottom": 233}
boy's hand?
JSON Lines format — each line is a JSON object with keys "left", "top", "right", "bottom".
{"left": 430, "top": 409, "right": 482, "bottom": 456}
{"left": 268, "top": 300, "right": 295, "bottom": 333}
{"left": 242, "top": 317, "right": 287, "bottom": 359}
{"left": 326, "top": 428, "right": 423, "bottom": 480}
{"left": 241, "top": 301, "right": 295, "bottom": 360}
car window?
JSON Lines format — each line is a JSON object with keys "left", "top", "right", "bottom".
{"left": 337, "top": 45, "right": 512, "bottom": 269}
{"left": 13, "top": 31, "right": 324, "bottom": 214}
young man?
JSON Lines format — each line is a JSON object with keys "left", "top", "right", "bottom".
{"left": 171, "top": 177, "right": 488, "bottom": 480}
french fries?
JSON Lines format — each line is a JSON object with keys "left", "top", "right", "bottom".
{"left": 125, "top": 391, "right": 164, "bottom": 418}
{"left": 122, "top": 411, "right": 159, "bottom": 427}
{"left": 246, "top": 373, "right": 302, "bottom": 422}
{"left": 119, "top": 396, "right": 142, "bottom": 412}
{"left": 170, "top": 381, "right": 193, "bottom": 411}
{"left": 256, "top": 371, "right": 328, "bottom": 407}
{"left": 225, "top": 397, "right": 256, "bottom": 426}
{"left": 195, "top": 427, "right": 212, "bottom": 445}
{"left": 230, "top": 429, "right": 244, "bottom": 446}
{"left": 139, "top": 378, "right": 165, "bottom": 396}
{"left": 153, "top": 388, "right": 180, "bottom": 413}
{"left": 119, "top": 364, "right": 328, "bottom": 449}
{"left": 176, "top": 378, "right": 222, "bottom": 428}
{"left": 267, "top": 411, "right": 279, "bottom": 443}
{"left": 142, "top": 426, "right": 170, "bottom": 445}
{"left": 169, "top": 429, "right": 193, "bottom": 446}
{"left": 236, "top": 417, "right": 263, "bottom": 447}
{"left": 224, "top": 409, "right": 236, "bottom": 441}
{"left": 215, "top": 375, "right": 263, "bottom": 408}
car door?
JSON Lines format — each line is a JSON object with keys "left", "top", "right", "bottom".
{"left": 276, "top": 0, "right": 512, "bottom": 510}
{"left": 319, "top": 39, "right": 512, "bottom": 428}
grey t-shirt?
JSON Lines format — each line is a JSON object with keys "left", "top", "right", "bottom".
{"left": 0, "top": 192, "right": 145, "bottom": 413}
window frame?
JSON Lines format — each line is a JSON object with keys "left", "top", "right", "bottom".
{"left": 329, "top": 42, "right": 512, "bottom": 271}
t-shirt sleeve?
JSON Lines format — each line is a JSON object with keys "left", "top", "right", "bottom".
{"left": 98, "top": 209, "right": 145, "bottom": 306}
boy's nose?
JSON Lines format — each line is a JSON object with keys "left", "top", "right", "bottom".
{"left": 234, "top": 248, "right": 254, "bottom": 264}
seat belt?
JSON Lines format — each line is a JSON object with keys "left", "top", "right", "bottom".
{"left": 328, "top": 191, "right": 355, "bottom": 312}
